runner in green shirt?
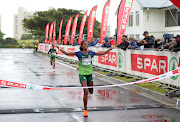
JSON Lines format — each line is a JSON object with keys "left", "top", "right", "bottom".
{"left": 55, "top": 41, "right": 116, "bottom": 117}
{"left": 48, "top": 43, "right": 57, "bottom": 72}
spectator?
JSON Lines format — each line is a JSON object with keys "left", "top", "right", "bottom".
{"left": 95, "top": 38, "right": 101, "bottom": 47}
{"left": 102, "top": 37, "right": 111, "bottom": 48}
{"left": 171, "top": 35, "right": 180, "bottom": 52}
{"left": 160, "top": 34, "right": 172, "bottom": 50}
{"left": 73, "top": 39, "right": 79, "bottom": 46}
{"left": 154, "top": 39, "right": 163, "bottom": 50}
{"left": 22, "top": 43, "right": 25, "bottom": 49}
{"left": 89, "top": 38, "right": 96, "bottom": 46}
{"left": 34, "top": 42, "right": 38, "bottom": 52}
{"left": 123, "top": 35, "right": 128, "bottom": 40}
{"left": 108, "top": 37, "right": 115, "bottom": 45}
{"left": 128, "top": 36, "right": 141, "bottom": 50}
{"left": 169, "top": 38, "right": 177, "bottom": 50}
{"left": 118, "top": 37, "right": 129, "bottom": 50}
{"left": 137, "top": 31, "right": 155, "bottom": 48}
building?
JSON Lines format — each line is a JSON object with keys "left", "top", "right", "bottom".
{"left": 116, "top": 0, "right": 180, "bottom": 40}
{"left": 14, "top": 7, "right": 34, "bottom": 40}
{"left": 48, "top": 6, "right": 54, "bottom": 10}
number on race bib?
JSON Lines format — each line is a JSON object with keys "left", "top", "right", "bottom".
{"left": 82, "top": 58, "right": 91, "bottom": 65}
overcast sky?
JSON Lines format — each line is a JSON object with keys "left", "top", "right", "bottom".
{"left": 0, "top": 0, "right": 121, "bottom": 38}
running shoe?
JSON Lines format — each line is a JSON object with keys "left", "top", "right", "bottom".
{"left": 83, "top": 110, "right": 88, "bottom": 117}
{"left": 53, "top": 69, "right": 55, "bottom": 72}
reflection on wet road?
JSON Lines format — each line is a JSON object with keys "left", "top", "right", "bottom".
{"left": 0, "top": 49, "right": 179, "bottom": 122}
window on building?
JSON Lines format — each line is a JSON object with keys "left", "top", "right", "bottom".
{"left": 128, "top": 12, "right": 133, "bottom": 27}
{"left": 136, "top": 11, "right": 139, "bottom": 26}
{"left": 135, "top": 34, "right": 140, "bottom": 40}
{"left": 165, "top": 9, "right": 180, "bottom": 27}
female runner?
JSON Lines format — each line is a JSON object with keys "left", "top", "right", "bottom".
{"left": 56, "top": 41, "right": 115, "bottom": 117}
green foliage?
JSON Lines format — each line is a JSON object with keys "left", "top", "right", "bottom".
{"left": 0, "top": 31, "right": 5, "bottom": 39}
{"left": 23, "top": 8, "right": 101, "bottom": 39}
{"left": 21, "top": 34, "right": 33, "bottom": 40}
{"left": 0, "top": 37, "right": 18, "bottom": 45}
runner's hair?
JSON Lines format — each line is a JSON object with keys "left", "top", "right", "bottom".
{"left": 80, "top": 40, "right": 87, "bottom": 51}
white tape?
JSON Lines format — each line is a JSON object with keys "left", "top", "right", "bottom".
{"left": 0, "top": 67, "right": 179, "bottom": 90}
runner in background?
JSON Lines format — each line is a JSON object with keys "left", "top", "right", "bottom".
{"left": 55, "top": 41, "right": 116, "bottom": 117}
{"left": 34, "top": 42, "right": 38, "bottom": 53}
{"left": 48, "top": 43, "right": 57, "bottom": 72}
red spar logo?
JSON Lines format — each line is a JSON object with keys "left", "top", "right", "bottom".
{"left": 40, "top": 45, "right": 44, "bottom": 51}
{"left": 67, "top": 48, "right": 75, "bottom": 57}
{"left": 98, "top": 51, "right": 117, "bottom": 67}
{"left": 172, "top": 67, "right": 180, "bottom": 75}
{"left": 58, "top": 47, "right": 65, "bottom": 55}
{"left": 0, "top": 80, "right": 27, "bottom": 88}
{"left": 131, "top": 54, "right": 168, "bottom": 75}
{"left": 45, "top": 45, "right": 49, "bottom": 52}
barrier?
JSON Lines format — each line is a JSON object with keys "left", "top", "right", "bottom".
{"left": 39, "top": 44, "right": 180, "bottom": 87}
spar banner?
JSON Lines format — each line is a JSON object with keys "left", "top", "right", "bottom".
{"left": 98, "top": 51, "right": 117, "bottom": 67}
{"left": 53, "top": 20, "right": 56, "bottom": 43}
{"left": 45, "top": 23, "right": 49, "bottom": 44}
{"left": 64, "top": 17, "right": 73, "bottom": 45}
{"left": 70, "top": 14, "right": 79, "bottom": 45}
{"left": 78, "top": 11, "right": 88, "bottom": 45}
{"left": 100, "top": 0, "right": 110, "bottom": 44}
{"left": 49, "top": 22, "right": 54, "bottom": 44}
{"left": 170, "top": 0, "right": 180, "bottom": 9}
{"left": 131, "top": 54, "right": 168, "bottom": 75}
{"left": 58, "top": 19, "right": 63, "bottom": 45}
{"left": 87, "top": 5, "right": 98, "bottom": 42}
{"left": 117, "top": 0, "right": 133, "bottom": 44}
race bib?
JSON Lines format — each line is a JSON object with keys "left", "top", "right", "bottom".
{"left": 82, "top": 55, "right": 91, "bottom": 65}
{"left": 52, "top": 53, "right": 56, "bottom": 56}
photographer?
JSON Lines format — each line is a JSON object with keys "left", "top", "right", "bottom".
{"left": 160, "top": 34, "right": 172, "bottom": 50}
{"left": 137, "top": 31, "right": 155, "bottom": 48}
{"left": 171, "top": 35, "right": 180, "bottom": 52}
{"left": 169, "top": 38, "right": 177, "bottom": 50}
{"left": 118, "top": 37, "right": 129, "bottom": 50}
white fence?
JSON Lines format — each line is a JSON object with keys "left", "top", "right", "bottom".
{"left": 39, "top": 44, "right": 180, "bottom": 87}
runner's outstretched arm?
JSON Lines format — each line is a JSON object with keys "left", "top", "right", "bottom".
{"left": 95, "top": 45, "right": 116, "bottom": 56}
{"left": 56, "top": 44, "right": 76, "bottom": 56}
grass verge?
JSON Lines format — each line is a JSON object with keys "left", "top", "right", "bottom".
{"left": 95, "top": 71, "right": 170, "bottom": 94}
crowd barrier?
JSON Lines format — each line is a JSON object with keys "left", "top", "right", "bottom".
{"left": 38, "top": 44, "right": 180, "bottom": 87}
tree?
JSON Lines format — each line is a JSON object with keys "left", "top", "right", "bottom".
{"left": 23, "top": 8, "right": 101, "bottom": 39}
{"left": 0, "top": 31, "right": 5, "bottom": 39}
{"left": 0, "top": 37, "right": 18, "bottom": 45}
{"left": 21, "top": 34, "right": 33, "bottom": 40}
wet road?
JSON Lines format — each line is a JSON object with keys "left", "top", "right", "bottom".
{"left": 0, "top": 48, "right": 179, "bottom": 122}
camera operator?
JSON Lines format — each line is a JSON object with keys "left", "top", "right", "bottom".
{"left": 137, "top": 31, "right": 155, "bottom": 48}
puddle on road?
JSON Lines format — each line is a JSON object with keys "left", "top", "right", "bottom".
{"left": 66, "top": 89, "right": 123, "bottom": 101}
{"left": 46, "top": 71, "right": 75, "bottom": 76}
{"left": 13, "top": 60, "right": 24, "bottom": 63}
{"left": 98, "top": 89, "right": 121, "bottom": 100}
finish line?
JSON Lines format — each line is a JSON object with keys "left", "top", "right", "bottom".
{"left": 0, "top": 67, "right": 179, "bottom": 90}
